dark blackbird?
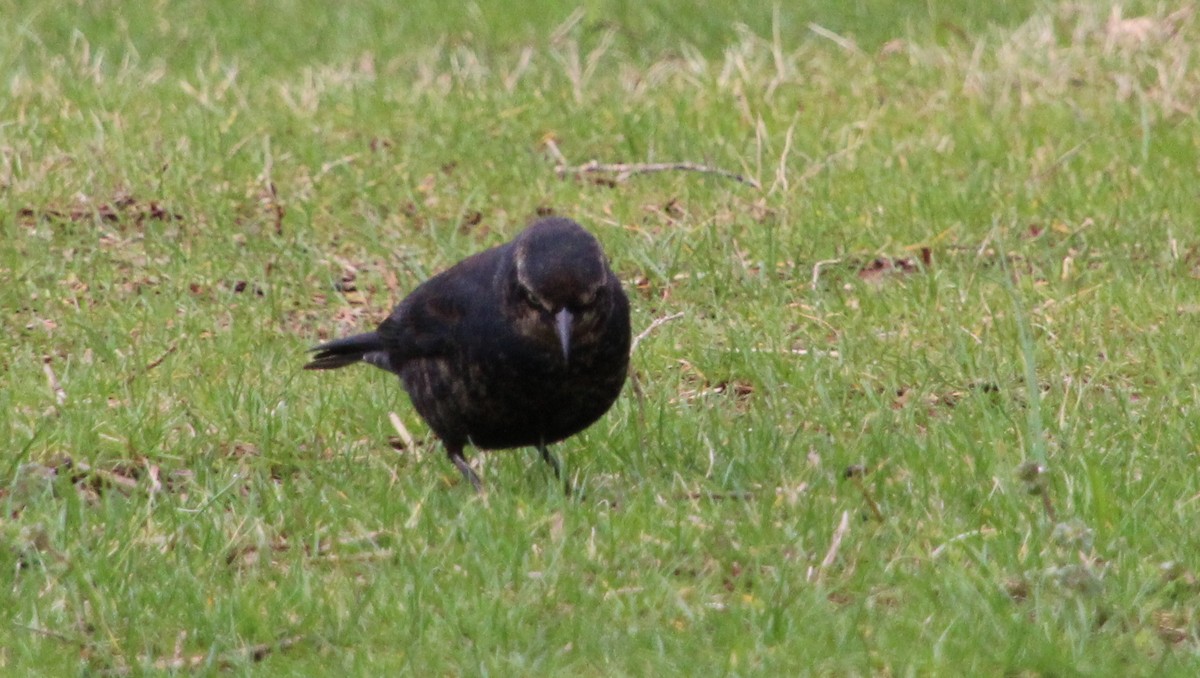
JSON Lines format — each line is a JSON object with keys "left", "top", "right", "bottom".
{"left": 305, "top": 217, "right": 631, "bottom": 491}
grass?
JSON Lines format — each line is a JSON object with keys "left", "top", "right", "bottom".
{"left": 3, "top": 0, "right": 1200, "bottom": 674}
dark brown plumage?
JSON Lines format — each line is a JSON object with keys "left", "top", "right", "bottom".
{"left": 305, "top": 217, "right": 631, "bottom": 491}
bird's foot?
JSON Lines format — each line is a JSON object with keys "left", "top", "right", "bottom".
{"left": 537, "top": 445, "right": 572, "bottom": 496}
{"left": 449, "top": 450, "right": 483, "bottom": 493}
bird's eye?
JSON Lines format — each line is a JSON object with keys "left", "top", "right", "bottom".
{"left": 519, "top": 285, "right": 544, "bottom": 310}
{"left": 576, "top": 288, "right": 603, "bottom": 310}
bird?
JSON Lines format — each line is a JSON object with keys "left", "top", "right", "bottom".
{"left": 304, "top": 216, "right": 631, "bottom": 492}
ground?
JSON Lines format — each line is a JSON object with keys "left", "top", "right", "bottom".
{"left": 3, "top": 1, "right": 1200, "bottom": 674}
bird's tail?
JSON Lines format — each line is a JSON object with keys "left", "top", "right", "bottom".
{"left": 304, "top": 332, "right": 388, "bottom": 371}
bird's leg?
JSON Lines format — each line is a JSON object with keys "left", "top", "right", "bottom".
{"left": 538, "top": 443, "right": 562, "bottom": 480}
{"left": 538, "top": 443, "right": 573, "bottom": 497}
{"left": 446, "top": 443, "right": 483, "bottom": 492}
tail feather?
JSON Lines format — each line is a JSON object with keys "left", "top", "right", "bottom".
{"left": 304, "top": 332, "right": 387, "bottom": 371}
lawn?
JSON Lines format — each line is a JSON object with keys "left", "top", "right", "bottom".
{"left": 3, "top": 0, "right": 1200, "bottom": 674}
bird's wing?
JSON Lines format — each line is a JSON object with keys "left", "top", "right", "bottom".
{"left": 376, "top": 245, "right": 504, "bottom": 364}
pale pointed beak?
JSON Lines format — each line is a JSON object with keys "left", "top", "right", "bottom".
{"left": 554, "top": 308, "right": 573, "bottom": 362}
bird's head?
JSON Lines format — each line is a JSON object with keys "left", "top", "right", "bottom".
{"left": 509, "top": 217, "right": 614, "bottom": 363}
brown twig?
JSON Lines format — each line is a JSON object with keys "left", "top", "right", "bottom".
{"left": 12, "top": 623, "right": 78, "bottom": 643}
{"left": 850, "top": 475, "right": 885, "bottom": 522}
{"left": 544, "top": 138, "right": 570, "bottom": 166}
{"left": 126, "top": 341, "right": 179, "bottom": 384}
{"left": 266, "top": 181, "right": 285, "bottom": 236}
{"left": 810, "top": 258, "right": 842, "bottom": 290}
{"left": 313, "top": 549, "right": 396, "bottom": 565}
{"left": 15, "top": 625, "right": 306, "bottom": 675}
{"left": 807, "top": 23, "right": 864, "bottom": 55}
{"left": 678, "top": 491, "right": 756, "bottom": 502}
{"left": 1027, "top": 134, "right": 1097, "bottom": 185}
{"left": 388, "top": 411, "right": 416, "bottom": 450}
{"left": 547, "top": 139, "right": 760, "bottom": 189}
{"left": 630, "top": 311, "right": 684, "bottom": 356}
{"left": 627, "top": 363, "right": 649, "bottom": 432}
{"left": 42, "top": 357, "right": 66, "bottom": 405}
{"left": 809, "top": 510, "right": 851, "bottom": 582}
{"left": 96, "top": 634, "right": 308, "bottom": 676}
{"left": 566, "top": 160, "right": 761, "bottom": 189}
{"left": 931, "top": 528, "right": 995, "bottom": 559}
{"left": 844, "top": 464, "right": 885, "bottom": 522}
{"left": 1040, "top": 489, "right": 1058, "bottom": 524}
{"left": 86, "top": 465, "right": 140, "bottom": 493}
{"left": 627, "top": 312, "right": 685, "bottom": 430}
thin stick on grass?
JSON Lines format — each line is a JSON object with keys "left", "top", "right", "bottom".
{"left": 42, "top": 357, "right": 66, "bottom": 405}
{"left": 630, "top": 311, "right": 685, "bottom": 356}
{"left": 126, "top": 341, "right": 179, "bottom": 384}
{"left": 567, "top": 160, "right": 761, "bottom": 188}
{"left": 86, "top": 466, "right": 140, "bottom": 493}
{"left": 547, "top": 139, "right": 761, "bottom": 189}
{"left": 14, "top": 624, "right": 306, "bottom": 675}
{"left": 544, "top": 137, "right": 570, "bottom": 166}
{"left": 680, "top": 491, "right": 756, "bottom": 501}
{"left": 627, "top": 312, "right": 685, "bottom": 424}
{"left": 850, "top": 473, "right": 885, "bottom": 522}
{"left": 388, "top": 411, "right": 416, "bottom": 450}
{"left": 313, "top": 549, "right": 396, "bottom": 565}
{"left": 12, "top": 623, "right": 78, "bottom": 643}
{"left": 1027, "top": 134, "right": 1097, "bottom": 185}
{"left": 634, "top": 162, "right": 757, "bottom": 186}
{"left": 931, "top": 528, "right": 994, "bottom": 559}
{"left": 810, "top": 258, "right": 842, "bottom": 290}
{"left": 807, "top": 23, "right": 865, "bottom": 55}
{"left": 843, "top": 463, "right": 886, "bottom": 521}
{"left": 797, "top": 135, "right": 867, "bottom": 185}
{"left": 96, "top": 634, "right": 308, "bottom": 676}
{"left": 808, "top": 510, "right": 851, "bottom": 581}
